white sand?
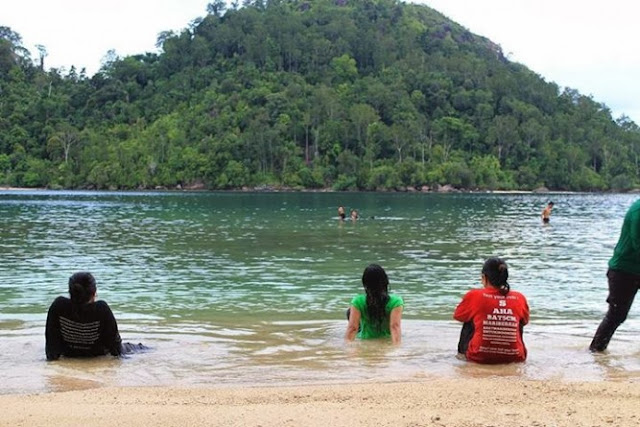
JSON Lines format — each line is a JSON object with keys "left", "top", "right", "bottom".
{"left": 2, "top": 378, "right": 640, "bottom": 426}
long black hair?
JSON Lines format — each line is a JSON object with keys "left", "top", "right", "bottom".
{"left": 482, "top": 257, "right": 510, "bottom": 295}
{"left": 362, "top": 264, "right": 390, "bottom": 333}
{"left": 68, "top": 272, "right": 97, "bottom": 305}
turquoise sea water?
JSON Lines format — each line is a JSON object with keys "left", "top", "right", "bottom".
{"left": 1, "top": 190, "right": 639, "bottom": 394}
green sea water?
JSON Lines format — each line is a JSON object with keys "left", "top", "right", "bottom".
{"left": 1, "top": 190, "right": 639, "bottom": 393}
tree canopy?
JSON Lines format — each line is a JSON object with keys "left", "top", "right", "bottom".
{"left": 1, "top": 0, "right": 639, "bottom": 191}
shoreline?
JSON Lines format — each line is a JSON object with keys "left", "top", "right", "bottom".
{"left": 0, "top": 186, "right": 48, "bottom": 191}
{"left": 0, "top": 185, "right": 632, "bottom": 195}
{"left": 1, "top": 378, "right": 639, "bottom": 426}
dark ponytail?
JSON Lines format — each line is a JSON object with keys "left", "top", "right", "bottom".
{"left": 362, "top": 264, "right": 390, "bottom": 333}
{"left": 68, "top": 272, "right": 97, "bottom": 304}
{"left": 482, "top": 258, "right": 510, "bottom": 295}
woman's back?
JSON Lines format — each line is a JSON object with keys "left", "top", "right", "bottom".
{"left": 454, "top": 257, "right": 529, "bottom": 364}
{"left": 45, "top": 297, "right": 122, "bottom": 360}
{"left": 350, "top": 293, "right": 404, "bottom": 339}
{"left": 345, "top": 264, "right": 403, "bottom": 344}
{"left": 454, "top": 287, "right": 528, "bottom": 363}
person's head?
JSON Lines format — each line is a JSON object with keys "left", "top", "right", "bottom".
{"left": 548, "top": 202, "right": 554, "bottom": 208}
{"left": 362, "top": 264, "right": 389, "bottom": 294}
{"left": 68, "top": 272, "right": 97, "bottom": 304}
{"left": 481, "top": 257, "right": 510, "bottom": 295}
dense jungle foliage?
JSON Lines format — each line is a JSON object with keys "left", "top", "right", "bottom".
{"left": 1, "top": 0, "right": 640, "bottom": 191}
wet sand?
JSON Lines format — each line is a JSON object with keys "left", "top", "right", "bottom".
{"left": 1, "top": 378, "right": 639, "bottom": 427}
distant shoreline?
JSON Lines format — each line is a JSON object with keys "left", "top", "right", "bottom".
{"left": 0, "top": 186, "right": 47, "bottom": 191}
{"left": 1, "top": 185, "right": 637, "bottom": 194}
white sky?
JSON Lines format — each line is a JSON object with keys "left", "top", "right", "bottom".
{"left": 3, "top": 0, "right": 211, "bottom": 72}
{"left": 420, "top": 0, "right": 640, "bottom": 124}
{"left": 3, "top": 0, "right": 640, "bottom": 124}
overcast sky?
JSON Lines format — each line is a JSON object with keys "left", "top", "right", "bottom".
{"left": 421, "top": 0, "right": 640, "bottom": 124}
{"left": 3, "top": 0, "right": 639, "bottom": 124}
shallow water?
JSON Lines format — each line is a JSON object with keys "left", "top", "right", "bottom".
{"left": 1, "top": 190, "right": 639, "bottom": 394}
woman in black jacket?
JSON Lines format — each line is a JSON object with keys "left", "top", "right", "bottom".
{"left": 45, "top": 272, "right": 143, "bottom": 360}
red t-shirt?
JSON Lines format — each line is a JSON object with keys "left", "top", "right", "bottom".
{"left": 454, "top": 287, "right": 529, "bottom": 364}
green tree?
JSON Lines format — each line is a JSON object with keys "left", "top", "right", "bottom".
{"left": 0, "top": 4, "right": 638, "bottom": 191}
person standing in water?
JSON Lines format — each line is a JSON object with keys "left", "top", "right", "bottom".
{"left": 338, "top": 206, "right": 346, "bottom": 221}
{"left": 45, "top": 272, "right": 144, "bottom": 360}
{"left": 350, "top": 209, "right": 359, "bottom": 221}
{"left": 541, "top": 201, "right": 554, "bottom": 224}
{"left": 345, "top": 264, "right": 403, "bottom": 344}
{"left": 454, "top": 258, "right": 529, "bottom": 364}
{"left": 590, "top": 199, "right": 640, "bottom": 352}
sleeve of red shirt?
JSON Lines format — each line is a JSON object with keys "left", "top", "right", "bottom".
{"left": 520, "top": 296, "right": 530, "bottom": 325}
{"left": 454, "top": 291, "right": 474, "bottom": 322}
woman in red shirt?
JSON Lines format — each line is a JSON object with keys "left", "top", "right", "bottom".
{"left": 454, "top": 258, "right": 529, "bottom": 364}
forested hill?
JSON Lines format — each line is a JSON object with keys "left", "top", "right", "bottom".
{"left": 1, "top": 0, "right": 639, "bottom": 191}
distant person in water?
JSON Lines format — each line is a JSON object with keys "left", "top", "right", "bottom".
{"left": 345, "top": 264, "right": 403, "bottom": 344}
{"left": 350, "top": 209, "right": 359, "bottom": 221}
{"left": 454, "top": 258, "right": 529, "bottom": 364}
{"left": 590, "top": 199, "right": 640, "bottom": 352}
{"left": 338, "top": 206, "right": 346, "bottom": 221}
{"left": 45, "top": 272, "right": 146, "bottom": 360}
{"left": 541, "top": 201, "right": 554, "bottom": 223}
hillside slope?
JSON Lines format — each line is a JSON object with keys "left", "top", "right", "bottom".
{"left": 1, "top": 0, "right": 639, "bottom": 191}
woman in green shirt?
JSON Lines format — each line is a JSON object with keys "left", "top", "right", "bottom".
{"left": 345, "top": 264, "right": 403, "bottom": 344}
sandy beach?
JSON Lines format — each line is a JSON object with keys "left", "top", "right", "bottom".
{"left": 1, "top": 378, "right": 639, "bottom": 427}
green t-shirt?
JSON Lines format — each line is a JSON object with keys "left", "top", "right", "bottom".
{"left": 609, "top": 199, "right": 640, "bottom": 275}
{"left": 350, "top": 293, "right": 404, "bottom": 339}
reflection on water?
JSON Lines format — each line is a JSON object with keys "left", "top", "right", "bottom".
{"left": 1, "top": 191, "right": 640, "bottom": 393}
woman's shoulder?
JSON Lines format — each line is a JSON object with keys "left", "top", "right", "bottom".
{"left": 92, "top": 301, "right": 118, "bottom": 320}
{"left": 350, "top": 293, "right": 366, "bottom": 304}
{"left": 463, "top": 288, "right": 485, "bottom": 297}
{"left": 49, "top": 296, "right": 70, "bottom": 308}
{"left": 388, "top": 293, "right": 404, "bottom": 307}
{"left": 508, "top": 290, "right": 528, "bottom": 300}
{"left": 93, "top": 300, "right": 113, "bottom": 310}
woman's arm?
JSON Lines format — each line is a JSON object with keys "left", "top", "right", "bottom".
{"left": 45, "top": 299, "right": 63, "bottom": 361}
{"left": 389, "top": 306, "right": 402, "bottom": 345}
{"left": 345, "top": 306, "right": 361, "bottom": 342}
{"left": 453, "top": 292, "right": 473, "bottom": 322}
{"left": 99, "top": 302, "right": 123, "bottom": 356}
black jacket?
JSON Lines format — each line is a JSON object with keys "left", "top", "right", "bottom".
{"left": 45, "top": 296, "right": 122, "bottom": 360}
